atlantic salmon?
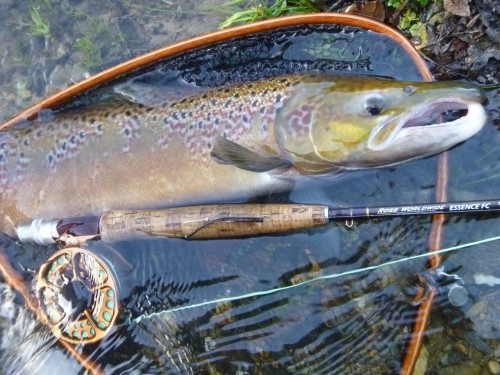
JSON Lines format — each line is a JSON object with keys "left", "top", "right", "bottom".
{"left": 0, "top": 73, "right": 487, "bottom": 238}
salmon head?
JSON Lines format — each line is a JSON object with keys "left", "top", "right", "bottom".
{"left": 274, "top": 74, "right": 487, "bottom": 174}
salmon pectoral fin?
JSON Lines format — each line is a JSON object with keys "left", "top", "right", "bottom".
{"left": 211, "top": 136, "right": 291, "bottom": 173}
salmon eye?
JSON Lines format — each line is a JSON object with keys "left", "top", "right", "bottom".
{"left": 364, "top": 94, "right": 384, "bottom": 116}
{"left": 366, "top": 105, "right": 382, "bottom": 116}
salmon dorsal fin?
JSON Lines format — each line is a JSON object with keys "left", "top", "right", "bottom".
{"left": 114, "top": 71, "right": 207, "bottom": 107}
{"left": 211, "top": 136, "right": 291, "bottom": 172}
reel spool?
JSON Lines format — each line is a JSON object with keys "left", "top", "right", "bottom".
{"left": 35, "top": 247, "right": 118, "bottom": 344}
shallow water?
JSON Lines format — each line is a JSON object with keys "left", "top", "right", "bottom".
{"left": 0, "top": 1, "right": 499, "bottom": 374}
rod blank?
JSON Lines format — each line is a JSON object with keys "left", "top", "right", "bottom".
{"left": 328, "top": 200, "right": 500, "bottom": 220}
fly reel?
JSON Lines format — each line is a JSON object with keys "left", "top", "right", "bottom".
{"left": 35, "top": 247, "right": 118, "bottom": 344}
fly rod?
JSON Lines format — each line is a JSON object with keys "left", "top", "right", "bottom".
{"left": 16, "top": 199, "right": 500, "bottom": 245}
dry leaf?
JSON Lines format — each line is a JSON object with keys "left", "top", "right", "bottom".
{"left": 444, "top": 0, "right": 471, "bottom": 17}
{"left": 345, "top": 0, "right": 386, "bottom": 21}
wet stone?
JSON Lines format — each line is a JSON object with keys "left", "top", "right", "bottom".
{"left": 437, "top": 362, "right": 481, "bottom": 375}
{"left": 413, "top": 345, "right": 428, "bottom": 375}
{"left": 463, "top": 331, "right": 493, "bottom": 354}
{"left": 489, "top": 361, "right": 500, "bottom": 375}
{"left": 204, "top": 337, "right": 216, "bottom": 352}
{"left": 440, "top": 348, "right": 466, "bottom": 366}
{"left": 49, "top": 64, "right": 73, "bottom": 90}
{"left": 455, "top": 341, "right": 469, "bottom": 356}
{"left": 467, "top": 300, "right": 487, "bottom": 319}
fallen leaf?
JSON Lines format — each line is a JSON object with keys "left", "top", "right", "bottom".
{"left": 428, "top": 11, "right": 445, "bottom": 26}
{"left": 345, "top": 0, "right": 386, "bottom": 21}
{"left": 444, "top": 0, "right": 471, "bottom": 17}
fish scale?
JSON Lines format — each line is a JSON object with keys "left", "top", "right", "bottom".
{"left": 160, "top": 75, "right": 297, "bottom": 157}
{"left": 0, "top": 73, "right": 487, "bottom": 238}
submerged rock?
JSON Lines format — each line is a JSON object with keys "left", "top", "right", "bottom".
{"left": 438, "top": 362, "right": 481, "bottom": 375}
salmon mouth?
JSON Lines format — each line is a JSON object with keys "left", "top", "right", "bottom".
{"left": 402, "top": 100, "right": 470, "bottom": 128}
{"left": 368, "top": 98, "right": 486, "bottom": 153}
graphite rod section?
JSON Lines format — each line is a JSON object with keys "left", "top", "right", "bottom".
{"left": 328, "top": 200, "right": 500, "bottom": 220}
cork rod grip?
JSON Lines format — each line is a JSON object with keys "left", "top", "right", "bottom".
{"left": 99, "top": 204, "right": 329, "bottom": 241}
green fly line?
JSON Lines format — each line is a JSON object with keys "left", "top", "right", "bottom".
{"left": 132, "top": 234, "right": 500, "bottom": 323}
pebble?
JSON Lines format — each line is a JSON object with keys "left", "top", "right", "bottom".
{"left": 467, "top": 300, "right": 487, "bottom": 319}
{"left": 489, "top": 360, "right": 500, "bottom": 375}
{"left": 455, "top": 341, "right": 468, "bottom": 355}
{"left": 438, "top": 362, "right": 481, "bottom": 375}
{"left": 413, "top": 345, "right": 428, "bottom": 375}
{"left": 71, "top": 63, "right": 90, "bottom": 82}
{"left": 55, "top": 42, "right": 70, "bottom": 60}
{"left": 440, "top": 348, "right": 466, "bottom": 366}
{"left": 463, "top": 331, "right": 493, "bottom": 354}
{"left": 49, "top": 64, "right": 73, "bottom": 89}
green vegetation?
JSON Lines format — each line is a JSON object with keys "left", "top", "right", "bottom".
{"left": 398, "top": 8, "right": 427, "bottom": 47}
{"left": 15, "top": 79, "right": 32, "bottom": 105}
{"left": 388, "top": 0, "right": 430, "bottom": 9}
{"left": 29, "top": 8, "right": 50, "bottom": 36}
{"left": 7, "top": 0, "right": 127, "bottom": 71}
{"left": 64, "top": 9, "right": 125, "bottom": 71}
{"left": 10, "top": 41, "right": 26, "bottom": 62}
{"left": 219, "top": 0, "right": 436, "bottom": 47}
{"left": 7, "top": 1, "right": 51, "bottom": 38}
{"left": 219, "top": 0, "right": 320, "bottom": 28}
{"left": 388, "top": 0, "right": 434, "bottom": 48}
{"left": 73, "top": 36, "right": 103, "bottom": 70}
